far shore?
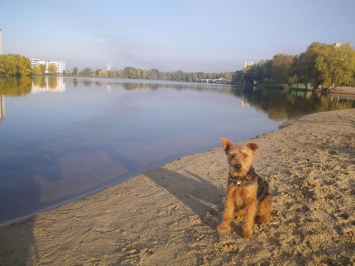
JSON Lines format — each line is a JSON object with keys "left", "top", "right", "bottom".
{"left": 0, "top": 109, "right": 354, "bottom": 265}
{"left": 329, "top": 86, "right": 355, "bottom": 94}
{"left": 323, "top": 86, "right": 355, "bottom": 100}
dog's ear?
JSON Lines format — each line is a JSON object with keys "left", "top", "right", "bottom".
{"left": 247, "top": 143, "right": 259, "bottom": 153}
{"left": 221, "top": 137, "right": 234, "bottom": 154}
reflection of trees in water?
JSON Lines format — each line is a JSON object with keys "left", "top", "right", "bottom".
{"left": 82, "top": 80, "right": 91, "bottom": 87}
{"left": 0, "top": 76, "right": 32, "bottom": 96}
{"left": 73, "top": 78, "right": 78, "bottom": 87}
{"left": 241, "top": 87, "right": 355, "bottom": 121}
{"left": 68, "top": 78, "right": 354, "bottom": 120}
{"left": 32, "top": 77, "right": 59, "bottom": 90}
{"left": 1, "top": 77, "right": 353, "bottom": 120}
{"left": 32, "top": 77, "right": 47, "bottom": 88}
{"left": 0, "top": 95, "right": 5, "bottom": 121}
{"left": 83, "top": 78, "right": 354, "bottom": 120}
{"left": 73, "top": 78, "right": 239, "bottom": 95}
{"left": 48, "top": 78, "right": 58, "bottom": 89}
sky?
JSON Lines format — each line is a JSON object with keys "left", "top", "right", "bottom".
{"left": 1, "top": 0, "right": 355, "bottom": 73}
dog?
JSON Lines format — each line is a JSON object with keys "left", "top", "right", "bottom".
{"left": 217, "top": 137, "right": 271, "bottom": 238}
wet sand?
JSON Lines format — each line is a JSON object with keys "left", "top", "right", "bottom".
{"left": 0, "top": 109, "right": 354, "bottom": 265}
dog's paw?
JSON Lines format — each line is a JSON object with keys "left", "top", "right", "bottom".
{"left": 256, "top": 215, "right": 270, "bottom": 224}
{"left": 242, "top": 229, "right": 253, "bottom": 238}
{"left": 217, "top": 224, "right": 230, "bottom": 232}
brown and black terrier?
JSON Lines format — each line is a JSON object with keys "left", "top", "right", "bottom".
{"left": 217, "top": 137, "right": 272, "bottom": 238}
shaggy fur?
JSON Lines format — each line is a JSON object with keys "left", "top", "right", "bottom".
{"left": 217, "top": 137, "right": 272, "bottom": 238}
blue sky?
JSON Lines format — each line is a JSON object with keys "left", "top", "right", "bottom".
{"left": 1, "top": 0, "right": 354, "bottom": 73}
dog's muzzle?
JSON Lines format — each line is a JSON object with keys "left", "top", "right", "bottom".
{"left": 234, "top": 164, "right": 242, "bottom": 172}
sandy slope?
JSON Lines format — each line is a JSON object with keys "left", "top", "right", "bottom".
{"left": 0, "top": 109, "right": 354, "bottom": 265}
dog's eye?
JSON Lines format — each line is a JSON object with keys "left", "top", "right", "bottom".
{"left": 230, "top": 154, "right": 236, "bottom": 158}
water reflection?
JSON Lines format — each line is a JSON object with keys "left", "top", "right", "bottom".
{"left": 66, "top": 78, "right": 355, "bottom": 120}
{"left": 31, "top": 77, "right": 65, "bottom": 93}
{"left": 240, "top": 87, "right": 355, "bottom": 120}
{"left": 0, "top": 95, "right": 5, "bottom": 121}
{"left": 0, "top": 76, "right": 32, "bottom": 96}
{"left": 0, "top": 77, "right": 354, "bottom": 122}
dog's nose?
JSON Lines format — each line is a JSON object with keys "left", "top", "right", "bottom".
{"left": 235, "top": 164, "right": 241, "bottom": 170}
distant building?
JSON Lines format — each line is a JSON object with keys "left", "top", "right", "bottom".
{"left": 214, "top": 78, "right": 230, "bottom": 84}
{"left": 244, "top": 61, "right": 254, "bottom": 69}
{"left": 30, "top": 59, "right": 66, "bottom": 74}
{"left": 0, "top": 28, "right": 3, "bottom": 54}
{"left": 196, "top": 78, "right": 231, "bottom": 84}
{"left": 334, "top": 42, "right": 343, "bottom": 47}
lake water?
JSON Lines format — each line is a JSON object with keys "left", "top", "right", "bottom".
{"left": 0, "top": 77, "right": 354, "bottom": 224}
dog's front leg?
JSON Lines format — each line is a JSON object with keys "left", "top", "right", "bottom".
{"left": 217, "top": 186, "right": 236, "bottom": 232}
{"left": 243, "top": 198, "right": 257, "bottom": 238}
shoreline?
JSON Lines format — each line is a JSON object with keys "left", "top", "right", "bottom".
{"left": 0, "top": 109, "right": 354, "bottom": 265}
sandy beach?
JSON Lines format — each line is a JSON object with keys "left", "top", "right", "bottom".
{"left": 0, "top": 109, "right": 354, "bottom": 265}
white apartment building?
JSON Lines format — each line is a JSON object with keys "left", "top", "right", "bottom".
{"left": 244, "top": 61, "right": 255, "bottom": 69}
{"left": 30, "top": 59, "right": 66, "bottom": 74}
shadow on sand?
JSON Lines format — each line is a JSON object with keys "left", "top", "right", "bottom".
{"left": 105, "top": 146, "right": 226, "bottom": 226}
{"left": 144, "top": 167, "right": 225, "bottom": 227}
{"left": 0, "top": 151, "right": 62, "bottom": 265}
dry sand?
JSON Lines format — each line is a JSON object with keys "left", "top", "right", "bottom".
{"left": 0, "top": 109, "right": 354, "bottom": 265}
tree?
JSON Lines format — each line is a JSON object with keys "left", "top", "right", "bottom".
{"left": 48, "top": 63, "right": 57, "bottom": 75}
{"left": 232, "top": 70, "right": 244, "bottom": 84}
{"left": 16, "top": 55, "right": 31, "bottom": 76}
{"left": 174, "top": 70, "right": 184, "bottom": 81}
{"left": 0, "top": 55, "right": 5, "bottom": 74}
{"left": 98, "top": 70, "right": 108, "bottom": 78}
{"left": 123, "top": 66, "right": 134, "bottom": 78}
{"left": 0, "top": 54, "right": 31, "bottom": 76}
{"left": 39, "top": 64, "right": 46, "bottom": 74}
{"left": 158, "top": 71, "right": 167, "bottom": 80}
{"left": 81, "top": 68, "right": 93, "bottom": 76}
{"left": 332, "top": 43, "right": 355, "bottom": 86}
{"left": 223, "top": 72, "right": 234, "bottom": 81}
{"left": 295, "top": 42, "right": 330, "bottom": 88}
{"left": 149, "top": 69, "right": 159, "bottom": 80}
{"left": 244, "top": 60, "right": 272, "bottom": 84}
{"left": 133, "top": 68, "right": 141, "bottom": 79}
{"left": 73, "top": 67, "right": 78, "bottom": 75}
{"left": 31, "top": 65, "right": 42, "bottom": 75}
{"left": 115, "top": 69, "right": 124, "bottom": 78}
{"left": 271, "top": 54, "right": 294, "bottom": 84}
{"left": 3, "top": 55, "right": 16, "bottom": 75}
{"left": 141, "top": 69, "right": 148, "bottom": 79}
{"left": 107, "top": 70, "right": 116, "bottom": 78}
{"left": 198, "top": 72, "right": 206, "bottom": 79}
{"left": 315, "top": 43, "right": 355, "bottom": 88}
{"left": 294, "top": 42, "right": 355, "bottom": 89}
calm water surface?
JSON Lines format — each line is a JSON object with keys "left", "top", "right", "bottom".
{"left": 0, "top": 77, "right": 354, "bottom": 224}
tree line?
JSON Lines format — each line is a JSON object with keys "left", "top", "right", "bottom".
{"left": 244, "top": 42, "right": 355, "bottom": 89}
{"left": 1, "top": 42, "right": 354, "bottom": 90}
{"left": 0, "top": 54, "right": 58, "bottom": 76}
{"left": 32, "top": 64, "right": 58, "bottom": 75}
{"left": 71, "top": 66, "right": 235, "bottom": 83}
